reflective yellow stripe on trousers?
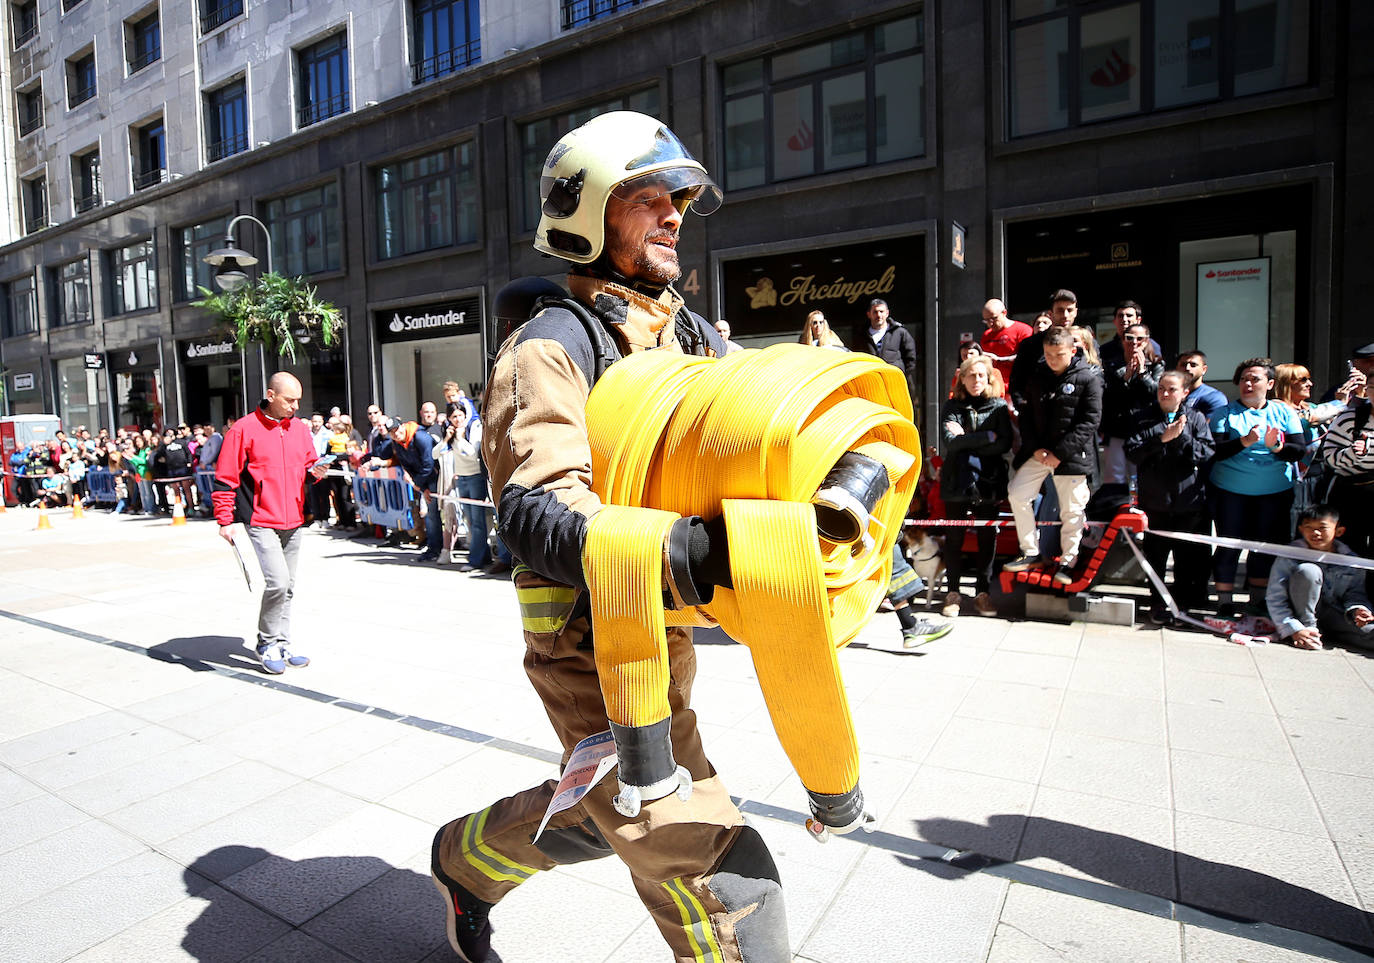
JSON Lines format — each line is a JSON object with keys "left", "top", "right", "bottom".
{"left": 582, "top": 344, "right": 920, "bottom": 799}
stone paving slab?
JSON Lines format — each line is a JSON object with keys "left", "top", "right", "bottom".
{"left": 2, "top": 508, "right": 1373, "bottom": 962}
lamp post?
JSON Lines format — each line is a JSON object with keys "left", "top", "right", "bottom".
{"left": 202, "top": 214, "right": 274, "bottom": 291}
{"left": 202, "top": 214, "right": 278, "bottom": 400}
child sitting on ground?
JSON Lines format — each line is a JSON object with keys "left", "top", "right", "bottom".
{"left": 1266, "top": 505, "right": 1374, "bottom": 650}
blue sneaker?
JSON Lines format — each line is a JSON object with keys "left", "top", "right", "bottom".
{"left": 255, "top": 642, "right": 287, "bottom": 675}
{"left": 283, "top": 647, "right": 310, "bottom": 668}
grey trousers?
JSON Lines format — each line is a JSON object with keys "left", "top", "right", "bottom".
{"left": 1285, "top": 563, "right": 1374, "bottom": 649}
{"left": 247, "top": 525, "right": 303, "bottom": 648}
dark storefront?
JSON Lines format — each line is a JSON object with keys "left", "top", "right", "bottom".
{"left": 108, "top": 345, "right": 165, "bottom": 432}
{"left": 1004, "top": 185, "right": 1310, "bottom": 380}
{"left": 179, "top": 336, "right": 245, "bottom": 428}
{"left": 720, "top": 235, "right": 926, "bottom": 348}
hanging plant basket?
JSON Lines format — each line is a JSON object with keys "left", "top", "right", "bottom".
{"left": 193, "top": 272, "right": 344, "bottom": 364}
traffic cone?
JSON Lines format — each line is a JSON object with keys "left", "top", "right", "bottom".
{"left": 71, "top": 495, "right": 85, "bottom": 520}
{"left": 36, "top": 504, "right": 52, "bottom": 530}
{"left": 171, "top": 491, "right": 187, "bottom": 527}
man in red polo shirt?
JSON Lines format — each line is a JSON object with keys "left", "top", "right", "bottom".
{"left": 978, "top": 297, "right": 1033, "bottom": 391}
{"left": 214, "top": 372, "right": 330, "bottom": 674}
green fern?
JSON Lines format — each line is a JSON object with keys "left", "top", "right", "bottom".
{"left": 193, "top": 273, "right": 344, "bottom": 363}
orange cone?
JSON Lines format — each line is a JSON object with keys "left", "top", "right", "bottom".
{"left": 71, "top": 495, "right": 85, "bottom": 520}
{"left": 36, "top": 504, "right": 52, "bottom": 530}
{"left": 171, "top": 490, "right": 187, "bottom": 527}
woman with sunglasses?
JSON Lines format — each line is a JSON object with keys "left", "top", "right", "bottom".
{"left": 1273, "top": 363, "right": 1346, "bottom": 472}
{"left": 1101, "top": 322, "right": 1165, "bottom": 487}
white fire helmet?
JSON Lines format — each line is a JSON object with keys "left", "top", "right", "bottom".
{"left": 534, "top": 111, "right": 722, "bottom": 264}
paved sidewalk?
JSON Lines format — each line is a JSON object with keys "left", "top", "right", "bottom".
{"left": 1, "top": 505, "right": 1372, "bottom": 962}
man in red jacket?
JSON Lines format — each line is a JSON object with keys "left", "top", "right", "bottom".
{"left": 214, "top": 372, "right": 330, "bottom": 674}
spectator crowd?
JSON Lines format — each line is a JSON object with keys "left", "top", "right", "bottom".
{"left": 11, "top": 295, "right": 1372, "bottom": 650}
{"left": 6, "top": 378, "right": 511, "bottom": 577}
{"left": 930, "top": 288, "right": 1374, "bottom": 650}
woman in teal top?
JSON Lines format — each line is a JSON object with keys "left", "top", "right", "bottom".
{"left": 1208, "top": 358, "right": 1306, "bottom": 616}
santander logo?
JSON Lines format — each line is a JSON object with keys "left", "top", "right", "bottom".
{"left": 389, "top": 317, "right": 406, "bottom": 333}
{"left": 1205, "top": 271, "right": 1216, "bottom": 278}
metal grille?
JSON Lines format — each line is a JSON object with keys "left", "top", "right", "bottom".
{"left": 132, "top": 168, "right": 166, "bottom": 190}
{"left": 207, "top": 132, "right": 248, "bottom": 162}
{"left": 200, "top": 0, "right": 243, "bottom": 34}
{"left": 410, "top": 40, "right": 480, "bottom": 85}
{"left": 297, "top": 91, "right": 349, "bottom": 128}
{"left": 129, "top": 46, "right": 159, "bottom": 72}
{"left": 561, "top": 0, "right": 641, "bottom": 30}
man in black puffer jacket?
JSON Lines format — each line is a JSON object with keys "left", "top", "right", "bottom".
{"left": 1125, "top": 371, "right": 1215, "bottom": 622}
{"left": 1004, "top": 325, "right": 1103, "bottom": 584}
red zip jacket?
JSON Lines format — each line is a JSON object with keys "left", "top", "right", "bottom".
{"left": 213, "top": 404, "right": 318, "bottom": 529}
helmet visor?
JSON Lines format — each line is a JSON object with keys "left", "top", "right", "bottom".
{"left": 611, "top": 167, "right": 723, "bottom": 216}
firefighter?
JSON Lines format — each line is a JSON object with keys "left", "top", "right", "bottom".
{"left": 429, "top": 112, "right": 793, "bottom": 963}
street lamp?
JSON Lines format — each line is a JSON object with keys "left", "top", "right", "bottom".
{"left": 203, "top": 214, "right": 274, "bottom": 291}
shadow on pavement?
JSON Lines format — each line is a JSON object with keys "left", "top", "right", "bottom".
{"left": 181, "top": 845, "right": 478, "bottom": 962}
{"left": 149, "top": 635, "right": 261, "bottom": 675}
{"left": 912, "top": 814, "right": 1374, "bottom": 950}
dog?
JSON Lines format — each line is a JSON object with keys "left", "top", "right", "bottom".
{"left": 901, "top": 526, "right": 945, "bottom": 610}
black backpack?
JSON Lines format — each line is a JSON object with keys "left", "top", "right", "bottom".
{"left": 489, "top": 277, "right": 714, "bottom": 384}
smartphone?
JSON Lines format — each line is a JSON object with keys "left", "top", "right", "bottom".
{"left": 1165, "top": 411, "right": 1178, "bottom": 424}
{"left": 315, "top": 454, "right": 338, "bottom": 466}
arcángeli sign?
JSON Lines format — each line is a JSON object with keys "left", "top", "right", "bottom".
{"left": 374, "top": 297, "right": 482, "bottom": 344}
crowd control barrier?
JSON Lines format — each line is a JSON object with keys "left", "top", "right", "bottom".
{"left": 352, "top": 466, "right": 416, "bottom": 530}
{"left": 84, "top": 468, "right": 118, "bottom": 505}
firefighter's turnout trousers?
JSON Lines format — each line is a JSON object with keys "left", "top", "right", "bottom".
{"left": 433, "top": 600, "right": 788, "bottom": 962}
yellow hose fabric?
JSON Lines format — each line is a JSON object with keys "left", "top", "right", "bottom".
{"left": 581, "top": 344, "right": 920, "bottom": 797}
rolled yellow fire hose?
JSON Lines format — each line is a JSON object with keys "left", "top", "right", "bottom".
{"left": 582, "top": 344, "right": 920, "bottom": 803}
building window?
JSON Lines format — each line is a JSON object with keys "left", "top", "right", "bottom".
{"left": 561, "top": 0, "right": 640, "bottom": 30}
{"left": 51, "top": 258, "right": 92, "bottom": 327}
{"left": 17, "top": 84, "right": 42, "bottom": 136}
{"left": 3, "top": 275, "right": 37, "bottom": 338}
{"left": 1007, "top": 0, "right": 1312, "bottom": 137}
{"left": 200, "top": 0, "right": 242, "bottom": 34}
{"left": 297, "top": 32, "right": 349, "bottom": 128}
{"left": 132, "top": 119, "right": 166, "bottom": 189}
{"left": 206, "top": 80, "right": 248, "bottom": 162}
{"left": 176, "top": 217, "right": 229, "bottom": 300}
{"left": 722, "top": 16, "right": 924, "bottom": 190}
{"left": 108, "top": 239, "right": 157, "bottom": 314}
{"left": 72, "top": 150, "right": 101, "bottom": 212}
{"left": 67, "top": 49, "right": 96, "bottom": 108}
{"left": 128, "top": 8, "right": 160, "bottom": 73}
{"left": 375, "top": 143, "right": 478, "bottom": 259}
{"left": 410, "top": 0, "right": 480, "bottom": 85}
{"left": 13, "top": 2, "right": 37, "bottom": 47}
{"left": 62, "top": 0, "right": 86, "bottom": 10}
{"left": 517, "top": 89, "right": 660, "bottom": 233}
{"left": 264, "top": 183, "right": 343, "bottom": 276}
{"left": 23, "top": 176, "right": 47, "bottom": 233}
